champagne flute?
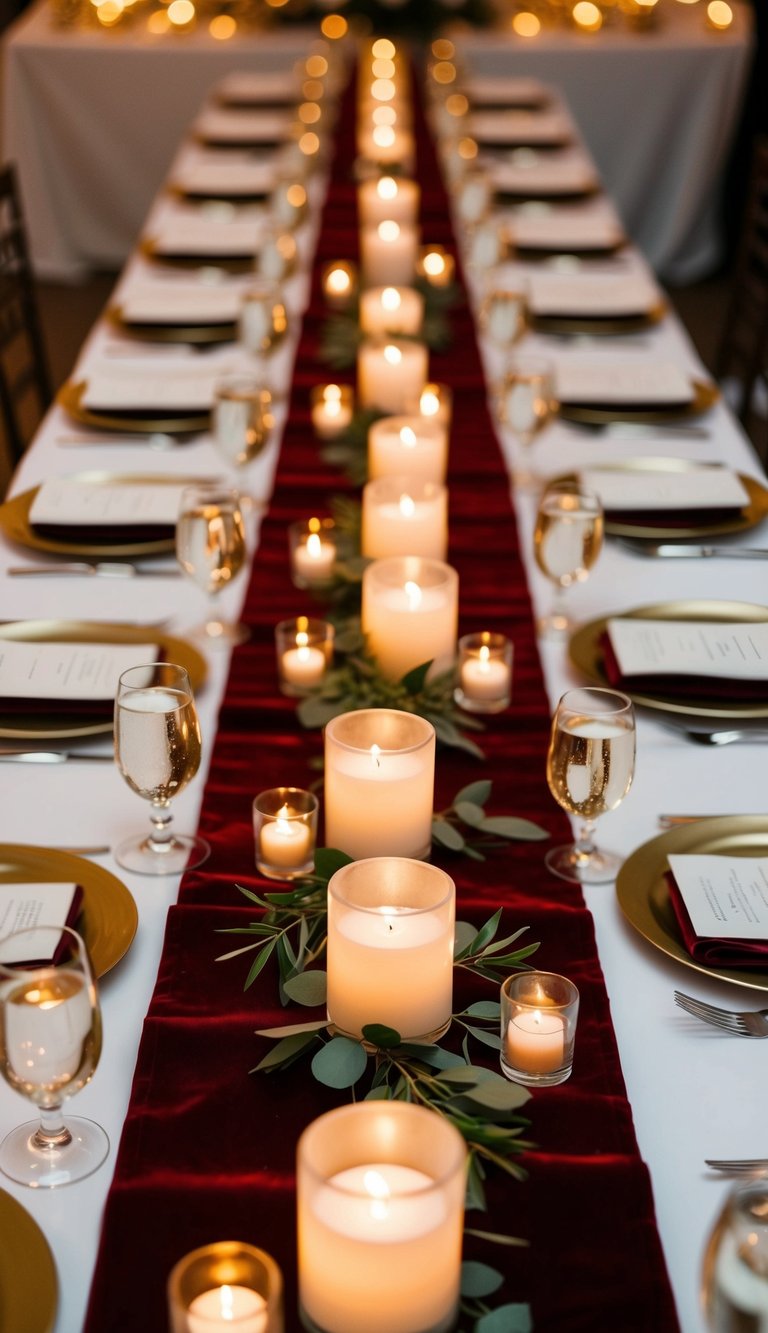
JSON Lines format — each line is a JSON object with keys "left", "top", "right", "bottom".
{"left": 114, "top": 661, "right": 209, "bottom": 875}
{"left": 498, "top": 355, "right": 556, "bottom": 487}
{"left": 533, "top": 480, "right": 603, "bottom": 638}
{"left": 176, "top": 484, "right": 248, "bottom": 644}
{"left": 545, "top": 686, "right": 635, "bottom": 884}
{"left": 213, "top": 376, "right": 274, "bottom": 470}
{"left": 0, "top": 925, "right": 107, "bottom": 1188}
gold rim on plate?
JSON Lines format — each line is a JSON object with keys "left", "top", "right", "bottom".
{"left": 553, "top": 459, "right": 768, "bottom": 539}
{"left": 531, "top": 299, "right": 666, "bottom": 337}
{"left": 0, "top": 844, "right": 138, "bottom": 979}
{"left": 0, "top": 620, "right": 206, "bottom": 740}
{"left": 569, "top": 599, "right": 768, "bottom": 722}
{"left": 140, "top": 238, "right": 256, "bottom": 273}
{"left": 616, "top": 816, "right": 768, "bottom": 992}
{"left": 107, "top": 305, "right": 236, "bottom": 345}
{"left": 57, "top": 379, "right": 210, "bottom": 435}
{"left": 169, "top": 184, "right": 270, "bottom": 205}
{"left": 559, "top": 376, "right": 719, "bottom": 424}
{"left": 0, "top": 472, "right": 188, "bottom": 558}
{"left": 0, "top": 1189, "right": 58, "bottom": 1333}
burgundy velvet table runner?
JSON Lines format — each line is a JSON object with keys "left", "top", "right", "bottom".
{"left": 84, "top": 71, "right": 680, "bottom": 1333}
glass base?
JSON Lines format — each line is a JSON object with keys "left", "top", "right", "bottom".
{"left": 256, "top": 857, "right": 315, "bottom": 881}
{"left": 453, "top": 687, "right": 510, "bottom": 714}
{"left": 300, "top": 1302, "right": 457, "bottom": 1333}
{"left": 500, "top": 1056, "right": 573, "bottom": 1088}
{"left": 199, "top": 619, "right": 250, "bottom": 648}
{"left": 0, "top": 1116, "right": 109, "bottom": 1188}
{"left": 328, "top": 1017, "right": 452, "bottom": 1049}
{"left": 114, "top": 832, "right": 210, "bottom": 876}
{"left": 536, "top": 611, "right": 571, "bottom": 641}
{"left": 546, "top": 842, "right": 622, "bottom": 885}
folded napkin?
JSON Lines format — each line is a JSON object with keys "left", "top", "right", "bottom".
{"left": 0, "top": 884, "right": 84, "bottom": 967}
{"left": 529, "top": 272, "right": 662, "bottom": 319}
{"left": 505, "top": 205, "right": 625, "bottom": 252}
{"left": 147, "top": 216, "right": 264, "bottom": 259}
{"left": 214, "top": 70, "right": 301, "bottom": 107}
{"left": 81, "top": 363, "right": 219, "bottom": 413}
{"left": 556, "top": 361, "right": 693, "bottom": 410}
{"left": 118, "top": 283, "right": 242, "bottom": 326}
{"left": 666, "top": 871, "right": 768, "bottom": 969}
{"left": 171, "top": 159, "right": 276, "bottom": 198}
{"left": 194, "top": 108, "right": 291, "bottom": 145}
{"left": 581, "top": 467, "right": 749, "bottom": 528}
{"left": 468, "top": 110, "right": 572, "bottom": 146}
{"left": 600, "top": 620, "right": 768, "bottom": 703}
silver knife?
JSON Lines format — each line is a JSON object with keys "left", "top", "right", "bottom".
{"left": 8, "top": 563, "right": 181, "bottom": 578}
{"left": 0, "top": 751, "right": 114, "bottom": 763}
{"left": 647, "top": 544, "right": 768, "bottom": 560}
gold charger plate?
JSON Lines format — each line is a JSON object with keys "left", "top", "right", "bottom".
{"left": 0, "top": 844, "right": 138, "bottom": 979}
{"left": 0, "top": 472, "right": 187, "bottom": 559}
{"left": 0, "top": 1189, "right": 58, "bottom": 1333}
{"left": 616, "top": 816, "right": 768, "bottom": 992}
{"left": 554, "top": 459, "right": 768, "bottom": 539}
{"left": 532, "top": 299, "right": 666, "bottom": 337}
{"left": 0, "top": 620, "right": 206, "bottom": 740}
{"left": 107, "top": 305, "right": 236, "bottom": 346}
{"left": 569, "top": 599, "right": 768, "bottom": 723}
{"left": 559, "top": 376, "right": 719, "bottom": 425}
{"left": 140, "top": 238, "right": 255, "bottom": 274}
{"left": 57, "top": 380, "right": 210, "bottom": 436}
{"left": 169, "top": 184, "right": 270, "bottom": 205}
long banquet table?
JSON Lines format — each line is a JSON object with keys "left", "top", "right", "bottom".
{"left": 1, "top": 0, "right": 754, "bottom": 282}
{"left": 0, "top": 40, "right": 766, "bottom": 1333}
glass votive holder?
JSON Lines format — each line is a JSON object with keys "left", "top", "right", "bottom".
{"left": 480, "top": 283, "right": 529, "bottom": 348}
{"left": 321, "top": 259, "right": 358, "bottom": 310}
{"left": 416, "top": 244, "right": 456, "bottom": 289}
{"left": 327, "top": 857, "right": 455, "bottom": 1042}
{"left": 406, "top": 381, "right": 453, "bottom": 434}
{"left": 167, "top": 1241, "right": 284, "bottom": 1333}
{"left": 453, "top": 166, "right": 492, "bottom": 226}
{"left": 362, "top": 475, "right": 448, "bottom": 561}
{"left": 310, "top": 383, "right": 354, "bottom": 440}
{"left": 275, "top": 616, "right": 334, "bottom": 696}
{"left": 367, "top": 413, "right": 448, "bottom": 484}
{"left": 269, "top": 179, "right": 308, "bottom": 230}
{"left": 500, "top": 971, "right": 579, "bottom": 1087}
{"left": 288, "top": 517, "right": 338, "bottom": 590}
{"left": 256, "top": 229, "right": 298, "bottom": 284}
{"left": 253, "top": 787, "right": 319, "bottom": 881}
{"left": 297, "top": 1102, "right": 466, "bottom": 1333}
{"left": 455, "top": 631, "right": 513, "bottom": 714}
{"left": 361, "top": 555, "right": 458, "bottom": 682}
{"left": 213, "top": 377, "right": 273, "bottom": 467}
{"left": 239, "top": 284, "right": 289, "bottom": 356}
{"left": 703, "top": 1176, "right": 768, "bottom": 1329}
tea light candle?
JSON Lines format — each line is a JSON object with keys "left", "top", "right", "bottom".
{"left": 289, "top": 518, "right": 337, "bottom": 588}
{"left": 327, "top": 858, "right": 455, "bottom": 1041}
{"left": 357, "top": 126, "right": 415, "bottom": 171}
{"left": 572, "top": 0, "right": 603, "bottom": 30}
{"left": 500, "top": 971, "right": 579, "bottom": 1087}
{"left": 456, "top": 632, "right": 513, "bottom": 713}
{"left": 187, "top": 1285, "right": 268, "bottom": 1333}
{"left": 360, "top": 220, "right": 420, "bottom": 287}
{"left": 297, "top": 1103, "right": 465, "bottom": 1333}
{"left": 310, "top": 383, "right": 354, "bottom": 439}
{"left": 324, "top": 709, "right": 435, "bottom": 860}
{"left": 415, "top": 382, "right": 453, "bottom": 432}
{"left": 417, "top": 245, "right": 455, "bottom": 289}
{"left": 358, "top": 176, "right": 420, "bottom": 227}
{"left": 362, "top": 556, "right": 458, "bottom": 681}
{"left": 706, "top": 0, "right": 733, "bottom": 29}
{"left": 282, "top": 644, "right": 326, "bottom": 688}
{"left": 506, "top": 1009, "right": 565, "bottom": 1074}
{"left": 357, "top": 339, "right": 429, "bottom": 414}
{"left": 253, "top": 786, "right": 318, "bottom": 880}
{"left": 368, "top": 414, "right": 448, "bottom": 483}
{"left": 275, "top": 615, "right": 334, "bottom": 695}
{"left": 362, "top": 476, "right": 448, "bottom": 560}
{"left": 359, "top": 286, "right": 424, "bottom": 337}
{"left": 322, "top": 260, "right": 358, "bottom": 310}
{"left": 260, "top": 808, "right": 313, "bottom": 870}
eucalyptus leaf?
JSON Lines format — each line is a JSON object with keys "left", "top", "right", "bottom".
{"left": 464, "top": 1229, "right": 529, "bottom": 1248}
{"left": 432, "top": 818, "right": 466, "bottom": 851}
{"left": 480, "top": 816, "right": 549, "bottom": 841}
{"left": 465, "top": 1157, "right": 487, "bottom": 1212}
{"left": 361, "top": 1024, "right": 402, "bottom": 1049}
{"left": 253, "top": 1029, "right": 319, "bottom": 1072}
{"left": 297, "top": 696, "right": 346, "bottom": 729}
{"left": 460, "top": 1261, "right": 504, "bottom": 1299}
{"left": 365, "top": 1085, "right": 393, "bottom": 1100}
{"left": 283, "top": 971, "right": 328, "bottom": 1007}
{"left": 396, "top": 1044, "right": 466, "bottom": 1070}
{"left": 454, "top": 921, "right": 480, "bottom": 957}
{"left": 454, "top": 779, "right": 492, "bottom": 807}
{"left": 475, "top": 1304, "right": 533, "bottom": 1333}
{"left": 465, "top": 1002, "right": 501, "bottom": 1020}
{"left": 457, "top": 1080, "right": 533, "bottom": 1112}
{"left": 464, "top": 909, "right": 503, "bottom": 958}
{"left": 255, "top": 1020, "right": 329, "bottom": 1039}
{"left": 454, "top": 801, "right": 487, "bottom": 829}
{"left": 244, "top": 938, "right": 277, "bottom": 990}
{"left": 400, "top": 660, "right": 433, "bottom": 694}
{"left": 313, "top": 848, "right": 354, "bottom": 881}
{"left": 462, "top": 1025, "right": 502, "bottom": 1051}
{"left": 311, "top": 1036, "right": 368, "bottom": 1089}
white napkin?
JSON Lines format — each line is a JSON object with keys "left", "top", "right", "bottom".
{"left": 529, "top": 272, "right": 662, "bottom": 317}
{"left": 194, "top": 108, "right": 291, "bottom": 144}
{"left": 556, "top": 361, "right": 693, "bottom": 406}
{"left": 147, "top": 216, "right": 264, "bottom": 257}
{"left": 119, "top": 283, "right": 243, "bottom": 325}
{"left": 215, "top": 70, "right": 300, "bottom": 105}
{"left": 464, "top": 76, "right": 550, "bottom": 107}
{"left": 468, "top": 110, "right": 572, "bottom": 145}
{"left": 491, "top": 150, "right": 599, "bottom": 196}
{"left": 82, "top": 363, "right": 220, "bottom": 411}
{"left": 505, "top": 205, "right": 625, "bottom": 251}
{"left": 172, "top": 159, "right": 276, "bottom": 197}
{"left": 29, "top": 478, "right": 189, "bottom": 528}
{"left": 580, "top": 467, "right": 750, "bottom": 512}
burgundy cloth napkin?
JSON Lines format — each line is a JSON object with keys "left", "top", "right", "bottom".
{"left": 666, "top": 871, "right": 768, "bottom": 969}
{"left": 601, "top": 631, "right": 768, "bottom": 703}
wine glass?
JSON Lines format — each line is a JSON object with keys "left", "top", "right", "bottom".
{"left": 213, "top": 376, "right": 274, "bottom": 470}
{"left": 545, "top": 686, "right": 635, "bottom": 884}
{"left": 0, "top": 925, "right": 107, "bottom": 1188}
{"left": 176, "top": 484, "right": 248, "bottom": 645}
{"left": 498, "top": 355, "right": 556, "bottom": 488}
{"left": 703, "top": 1177, "right": 768, "bottom": 1330}
{"left": 533, "top": 480, "right": 604, "bottom": 638}
{"left": 114, "top": 661, "right": 209, "bottom": 875}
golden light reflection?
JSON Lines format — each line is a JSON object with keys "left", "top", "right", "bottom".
{"left": 167, "top": 0, "right": 194, "bottom": 25}
{"left": 372, "top": 105, "right": 398, "bottom": 127}
{"left": 371, "top": 38, "right": 396, "bottom": 58}
{"left": 302, "top": 79, "right": 325, "bottom": 101}
{"left": 298, "top": 131, "right": 320, "bottom": 157}
{"left": 305, "top": 54, "right": 328, "bottom": 78}
{"left": 371, "top": 79, "right": 396, "bottom": 103}
{"left": 146, "top": 8, "right": 169, "bottom": 31}
{"left": 431, "top": 38, "right": 455, "bottom": 59}
{"left": 372, "top": 58, "right": 396, "bottom": 79}
{"left": 572, "top": 0, "right": 603, "bottom": 28}
{"left": 299, "top": 102, "right": 322, "bottom": 124}
{"left": 432, "top": 61, "right": 457, "bottom": 85}
{"left": 706, "top": 0, "right": 733, "bottom": 26}
{"left": 445, "top": 93, "right": 468, "bottom": 118}
{"left": 96, "top": 1, "right": 123, "bottom": 26}
{"left": 512, "top": 11, "right": 541, "bottom": 35}
{"left": 320, "top": 14, "right": 347, "bottom": 38}
{"left": 209, "top": 13, "right": 235, "bottom": 38}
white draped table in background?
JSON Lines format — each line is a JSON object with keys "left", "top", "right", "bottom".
{"left": 0, "top": 55, "right": 765, "bottom": 1333}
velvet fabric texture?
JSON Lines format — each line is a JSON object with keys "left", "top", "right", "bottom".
{"left": 84, "top": 69, "right": 680, "bottom": 1333}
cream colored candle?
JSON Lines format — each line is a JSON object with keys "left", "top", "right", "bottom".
{"left": 281, "top": 644, "right": 326, "bottom": 689}
{"left": 310, "top": 384, "right": 354, "bottom": 439}
{"left": 187, "top": 1285, "right": 268, "bottom": 1333}
{"left": 461, "top": 649, "right": 509, "bottom": 701}
{"left": 324, "top": 710, "right": 435, "bottom": 860}
{"left": 259, "top": 805, "right": 313, "bottom": 871}
{"left": 358, "top": 176, "right": 420, "bottom": 227}
{"left": 357, "top": 340, "right": 428, "bottom": 414}
{"left": 327, "top": 858, "right": 454, "bottom": 1040}
{"left": 359, "top": 286, "right": 424, "bottom": 337}
{"left": 357, "top": 126, "right": 415, "bottom": 171}
{"left": 505, "top": 1010, "right": 565, "bottom": 1074}
{"left": 321, "top": 260, "right": 358, "bottom": 310}
{"left": 360, "top": 221, "right": 420, "bottom": 287}
{"left": 362, "top": 556, "right": 458, "bottom": 681}
{"left": 289, "top": 519, "right": 338, "bottom": 588}
{"left": 415, "top": 382, "right": 453, "bottom": 432}
{"left": 253, "top": 786, "right": 318, "bottom": 881}
{"left": 362, "top": 477, "right": 448, "bottom": 560}
{"left": 456, "top": 633, "right": 513, "bottom": 713}
{"left": 368, "top": 415, "right": 448, "bottom": 484}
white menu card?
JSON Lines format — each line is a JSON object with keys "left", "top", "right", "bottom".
{"left": 0, "top": 884, "right": 82, "bottom": 962}
{"left": 668, "top": 855, "right": 768, "bottom": 940}
{"left": 30, "top": 479, "right": 188, "bottom": 528}
{"left": 82, "top": 365, "right": 219, "bottom": 411}
{"left": 556, "top": 361, "right": 693, "bottom": 405}
{"left": 119, "top": 284, "right": 243, "bottom": 325}
{"left": 606, "top": 619, "right": 768, "bottom": 681}
{"left": 147, "top": 216, "right": 264, "bottom": 257}
{"left": 529, "top": 273, "right": 661, "bottom": 317}
{"left": 580, "top": 468, "right": 749, "bottom": 512}
{"left": 0, "top": 641, "right": 158, "bottom": 700}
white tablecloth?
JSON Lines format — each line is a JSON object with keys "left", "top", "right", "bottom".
{"left": 0, "top": 64, "right": 766, "bottom": 1333}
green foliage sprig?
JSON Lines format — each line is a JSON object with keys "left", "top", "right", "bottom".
{"left": 319, "top": 277, "right": 459, "bottom": 371}
{"left": 317, "top": 408, "right": 380, "bottom": 486}
{"left": 433, "top": 779, "right": 549, "bottom": 863}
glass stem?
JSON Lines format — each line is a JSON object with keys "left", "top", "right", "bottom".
{"left": 148, "top": 800, "right": 174, "bottom": 853}
{"left": 574, "top": 820, "right": 597, "bottom": 864}
{"left": 33, "top": 1106, "right": 71, "bottom": 1151}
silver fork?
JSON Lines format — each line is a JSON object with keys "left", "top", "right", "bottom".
{"left": 674, "top": 990, "right": 768, "bottom": 1038}
{"left": 705, "top": 1159, "right": 768, "bottom": 1173}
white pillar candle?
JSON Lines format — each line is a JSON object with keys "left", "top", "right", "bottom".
{"left": 362, "top": 556, "right": 458, "bottom": 681}
{"left": 357, "top": 127, "right": 415, "bottom": 171}
{"left": 359, "top": 286, "right": 424, "bottom": 337}
{"left": 259, "top": 805, "right": 313, "bottom": 871}
{"left": 505, "top": 1010, "right": 565, "bottom": 1075}
{"left": 187, "top": 1285, "right": 268, "bottom": 1333}
{"left": 358, "top": 176, "right": 420, "bottom": 227}
{"left": 298, "top": 1104, "right": 465, "bottom": 1333}
{"left": 327, "top": 858, "right": 454, "bottom": 1040}
{"left": 324, "top": 709, "right": 435, "bottom": 860}
{"left": 362, "top": 477, "right": 448, "bottom": 560}
{"left": 360, "top": 221, "right": 420, "bottom": 287}
{"left": 367, "top": 414, "right": 448, "bottom": 483}
{"left": 310, "top": 383, "right": 354, "bottom": 439}
{"left": 357, "top": 340, "right": 428, "bottom": 414}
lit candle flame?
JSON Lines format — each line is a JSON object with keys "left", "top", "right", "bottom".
{"left": 219, "top": 1285, "right": 235, "bottom": 1320}
{"left": 370, "top": 743, "right": 381, "bottom": 769}
{"left": 306, "top": 532, "right": 322, "bottom": 560}
{"left": 377, "top": 176, "right": 398, "bottom": 200}
{"left": 478, "top": 644, "right": 491, "bottom": 671}
{"left": 364, "top": 1167, "right": 390, "bottom": 1222}
{"left": 373, "top": 126, "right": 396, "bottom": 149}
{"left": 384, "top": 345, "right": 402, "bottom": 366}
{"left": 400, "top": 424, "right": 417, "bottom": 446}
{"left": 399, "top": 493, "right": 415, "bottom": 518}
{"left": 405, "top": 580, "right": 422, "bottom": 609}
{"left": 327, "top": 269, "right": 351, "bottom": 295}
{"left": 381, "top": 287, "right": 401, "bottom": 311}
{"left": 378, "top": 220, "right": 401, "bottom": 243}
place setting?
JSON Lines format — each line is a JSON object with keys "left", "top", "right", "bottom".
{"left": 56, "top": 359, "right": 220, "bottom": 435}
{"left": 525, "top": 269, "right": 668, "bottom": 337}
{"left": 554, "top": 358, "right": 720, "bottom": 425}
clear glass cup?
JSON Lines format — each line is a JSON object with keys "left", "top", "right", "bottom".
{"left": 213, "top": 377, "right": 274, "bottom": 468}
{"left": 114, "top": 661, "right": 210, "bottom": 875}
{"left": 176, "top": 484, "right": 248, "bottom": 644}
{"left": 239, "top": 283, "right": 290, "bottom": 376}
{"left": 498, "top": 355, "right": 556, "bottom": 488}
{"left": 168, "top": 1241, "right": 284, "bottom": 1333}
{"left": 480, "top": 283, "right": 528, "bottom": 350}
{"left": 703, "top": 1177, "right": 768, "bottom": 1331}
{"left": 455, "top": 631, "right": 513, "bottom": 714}
{"left": 275, "top": 616, "right": 334, "bottom": 697}
{"left": 500, "top": 971, "right": 579, "bottom": 1087}
{"left": 253, "top": 787, "right": 318, "bottom": 881}
{"left": 0, "top": 925, "right": 108, "bottom": 1187}
{"left": 533, "top": 480, "right": 604, "bottom": 638}
{"left": 545, "top": 686, "right": 636, "bottom": 884}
